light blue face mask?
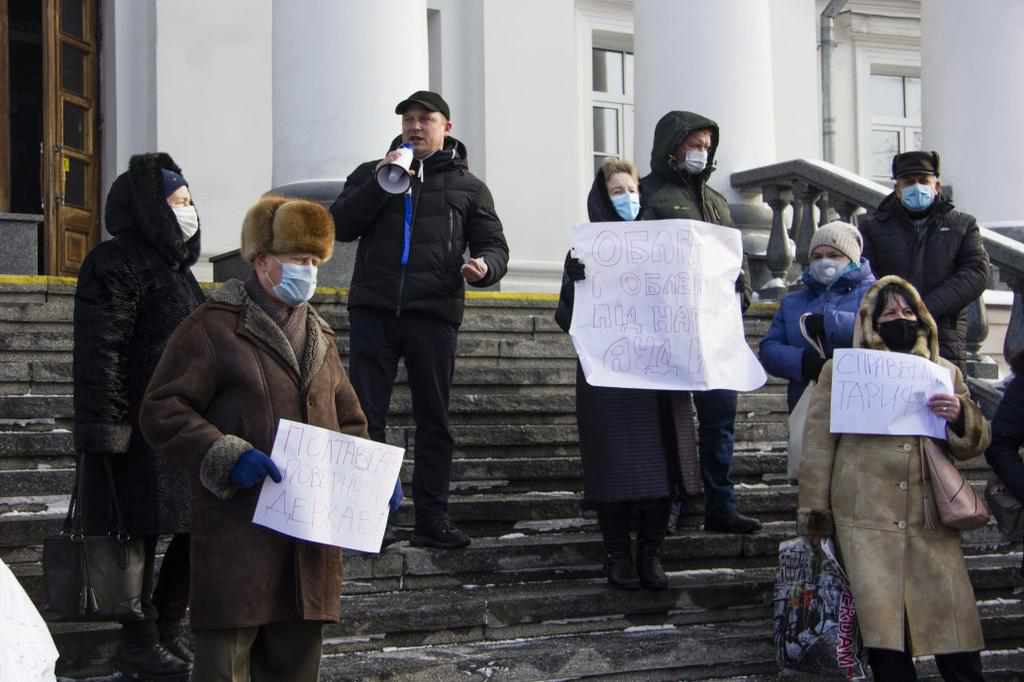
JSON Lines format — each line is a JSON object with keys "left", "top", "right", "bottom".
{"left": 272, "top": 258, "right": 318, "bottom": 305}
{"left": 900, "top": 182, "right": 936, "bottom": 211}
{"left": 611, "top": 192, "right": 641, "bottom": 221}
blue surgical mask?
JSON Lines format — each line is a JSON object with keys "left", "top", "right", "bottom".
{"left": 900, "top": 183, "right": 935, "bottom": 211}
{"left": 272, "top": 258, "right": 318, "bottom": 305}
{"left": 611, "top": 192, "right": 640, "bottom": 220}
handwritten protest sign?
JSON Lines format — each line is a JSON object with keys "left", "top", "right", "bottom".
{"left": 569, "top": 219, "right": 766, "bottom": 391}
{"left": 252, "top": 420, "right": 404, "bottom": 553}
{"left": 829, "top": 348, "right": 954, "bottom": 439}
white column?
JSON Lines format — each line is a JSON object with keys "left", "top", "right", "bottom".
{"left": 272, "top": 0, "right": 429, "bottom": 186}
{"left": 921, "top": 0, "right": 1024, "bottom": 223}
{"left": 155, "top": 0, "right": 273, "bottom": 277}
{"left": 633, "top": 0, "right": 776, "bottom": 202}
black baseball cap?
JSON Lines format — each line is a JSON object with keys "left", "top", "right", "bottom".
{"left": 395, "top": 90, "right": 450, "bottom": 119}
{"left": 892, "top": 150, "right": 940, "bottom": 179}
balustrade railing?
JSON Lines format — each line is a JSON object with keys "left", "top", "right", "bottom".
{"left": 730, "top": 159, "right": 1024, "bottom": 386}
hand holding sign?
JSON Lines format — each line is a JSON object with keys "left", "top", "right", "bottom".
{"left": 252, "top": 420, "right": 405, "bottom": 553}
{"left": 927, "top": 394, "right": 962, "bottom": 423}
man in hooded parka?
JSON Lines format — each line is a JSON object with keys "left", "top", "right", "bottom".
{"left": 639, "top": 111, "right": 761, "bottom": 535}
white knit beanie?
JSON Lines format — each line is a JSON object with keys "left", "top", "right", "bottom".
{"left": 809, "top": 221, "right": 863, "bottom": 263}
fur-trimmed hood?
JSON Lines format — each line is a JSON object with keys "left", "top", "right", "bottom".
{"left": 853, "top": 275, "right": 941, "bottom": 362}
{"left": 105, "top": 152, "right": 200, "bottom": 269}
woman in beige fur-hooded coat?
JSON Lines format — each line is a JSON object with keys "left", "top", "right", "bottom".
{"left": 797, "top": 275, "right": 990, "bottom": 676}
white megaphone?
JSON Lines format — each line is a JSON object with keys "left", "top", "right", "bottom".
{"left": 376, "top": 144, "right": 414, "bottom": 194}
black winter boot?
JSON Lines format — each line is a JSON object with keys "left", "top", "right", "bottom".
{"left": 119, "top": 620, "right": 190, "bottom": 677}
{"left": 158, "top": 619, "right": 194, "bottom": 664}
{"left": 636, "top": 499, "right": 671, "bottom": 591}
{"left": 597, "top": 503, "right": 640, "bottom": 590}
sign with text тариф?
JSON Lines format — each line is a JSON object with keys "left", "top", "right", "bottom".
{"left": 829, "top": 348, "right": 954, "bottom": 439}
{"left": 252, "top": 420, "right": 404, "bottom": 553}
{"left": 569, "top": 219, "right": 766, "bottom": 392}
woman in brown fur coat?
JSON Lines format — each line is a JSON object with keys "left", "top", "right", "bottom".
{"left": 798, "top": 275, "right": 990, "bottom": 681}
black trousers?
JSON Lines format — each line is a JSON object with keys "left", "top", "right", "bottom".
{"left": 122, "top": 533, "right": 190, "bottom": 645}
{"left": 348, "top": 308, "right": 458, "bottom": 519}
{"left": 869, "top": 647, "right": 985, "bottom": 682}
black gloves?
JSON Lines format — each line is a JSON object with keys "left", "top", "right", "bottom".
{"left": 804, "top": 313, "right": 826, "bottom": 343}
{"left": 566, "top": 257, "right": 586, "bottom": 282}
{"left": 801, "top": 350, "right": 827, "bottom": 383}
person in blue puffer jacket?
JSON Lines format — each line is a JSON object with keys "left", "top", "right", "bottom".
{"left": 759, "top": 221, "right": 876, "bottom": 411}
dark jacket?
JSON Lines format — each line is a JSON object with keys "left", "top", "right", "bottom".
{"left": 859, "top": 192, "right": 990, "bottom": 368}
{"left": 330, "top": 136, "right": 509, "bottom": 326}
{"left": 556, "top": 169, "right": 699, "bottom": 503}
{"left": 986, "top": 374, "right": 1024, "bottom": 504}
{"left": 638, "top": 110, "right": 752, "bottom": 310}
{"left": 73, "top": 152, "right": 204, "bottom": 536}
{"left": 759, "top": 260, "right": 876, "bottom": 411}
{"left": 140, "top": 280, "right": 368, "bottom": 629}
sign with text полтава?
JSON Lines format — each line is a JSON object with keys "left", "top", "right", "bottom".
{"left": 569, "top": 219, "right": 766, "bottom": 391}
{"left": 252, "top": 420, "right": 404, "bottom": 553}
{"left": 829, "top": 348, "right": 954, "bottom": 439}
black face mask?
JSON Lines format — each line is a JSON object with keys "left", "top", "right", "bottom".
{"left": 878, "top": 319, "right": 919, "bottom": 352}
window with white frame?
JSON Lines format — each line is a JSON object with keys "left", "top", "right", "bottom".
{"left": 868, "top": 72, "right": 921, "bottom": 183}
{"left": 592, "top": 47, "right": 634, "bottom": 175}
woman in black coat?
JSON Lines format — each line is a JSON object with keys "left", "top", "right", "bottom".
{"left": 985, "top": 357, "right": 1024, "bottom": 576}
{"left": 556, "top": 159, "right": 697, "bottom": 591}
{"left": 73, "top": 153, "right": 203, "bottom": 676}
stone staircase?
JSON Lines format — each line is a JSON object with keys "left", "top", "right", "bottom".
{"left": 1, "top": 276, "right": 1022, "bottom": 681}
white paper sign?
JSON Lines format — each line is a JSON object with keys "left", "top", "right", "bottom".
{"left": 569, "top": 219, "right": 767, "bottom": 391}
{"left": 829, "top": 348, "right": 954, "bottom": 439}
{"left": 252, "top": 419, "right": 404, "bottom": 553}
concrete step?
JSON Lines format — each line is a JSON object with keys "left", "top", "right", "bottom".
{"left": 323, "top": 555, "right": 1023, "bottom": 648}
{"left": 321, "top": 619, "right": 777, "bottom": 681}
{"left": 34, "top": 545, "right": 1024, "bottom": 675}
{"left": 0, "top": 394, "right": 73, "bottom": 419}
{"left": 319, "top": 619, "right": 1024, "bottom": 682}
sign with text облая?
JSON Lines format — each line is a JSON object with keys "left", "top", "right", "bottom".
{"left": 569, "top": 219, "right": 766, "bottom": 391}
{"left": 252, "top": 420, "right": 404, "bottom": 553}
{"left": 829, "top": 348, "right": 954, "bottom": 439}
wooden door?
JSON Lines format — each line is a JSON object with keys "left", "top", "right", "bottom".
{"left": 43, "top": 0, "right": 99, "bottom": 276}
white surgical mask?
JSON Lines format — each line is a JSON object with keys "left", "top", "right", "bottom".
{"left": 172, "top": 205, "right": 199, "bottom": 240}
{"left": 809, "top": 258, "right": 851, "bottom": 287}
{"left": 683, "top": 149, "right": 708, "bottom": 174}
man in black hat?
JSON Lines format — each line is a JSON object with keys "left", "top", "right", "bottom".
{"left": 860, "top": 151, "right": 990, "bottom": 368}
{"left": 330, "top": 90, "right": 509, "bottom": 549}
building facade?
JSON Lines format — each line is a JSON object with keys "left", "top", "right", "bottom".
{"left": 0, "top": 0, "right": 1020, "bottom": 293}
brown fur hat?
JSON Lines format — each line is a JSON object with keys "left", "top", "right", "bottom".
{"left": 240, "top": 196, "right": 335, "bottom": 263}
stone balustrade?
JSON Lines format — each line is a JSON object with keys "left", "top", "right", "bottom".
{"left": 731, "top": 159, "right": 1024, "bottom": 384}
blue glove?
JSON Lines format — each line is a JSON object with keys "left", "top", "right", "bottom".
{"left": 231, "top": 449, "right": 282, "bottom": 489}
{"left": 388, "top": 476, "right": 404, "bottom": 513}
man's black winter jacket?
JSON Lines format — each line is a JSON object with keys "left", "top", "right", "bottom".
{"left": 331, "top": 136, "right": 509, "bottom": 326}
{"left": 860, "top": 192, "right": 990, "bottom": 367}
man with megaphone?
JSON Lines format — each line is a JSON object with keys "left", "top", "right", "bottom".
{"left": 331, "top": 90, "right": 509, "bottom": 549}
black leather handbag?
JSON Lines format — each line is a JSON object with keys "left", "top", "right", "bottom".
{"left": 43, "top": 454, "right": 145, "bottom": 621}
{"left": 985, "top": 478, "right": 1024, "bottom": 541}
